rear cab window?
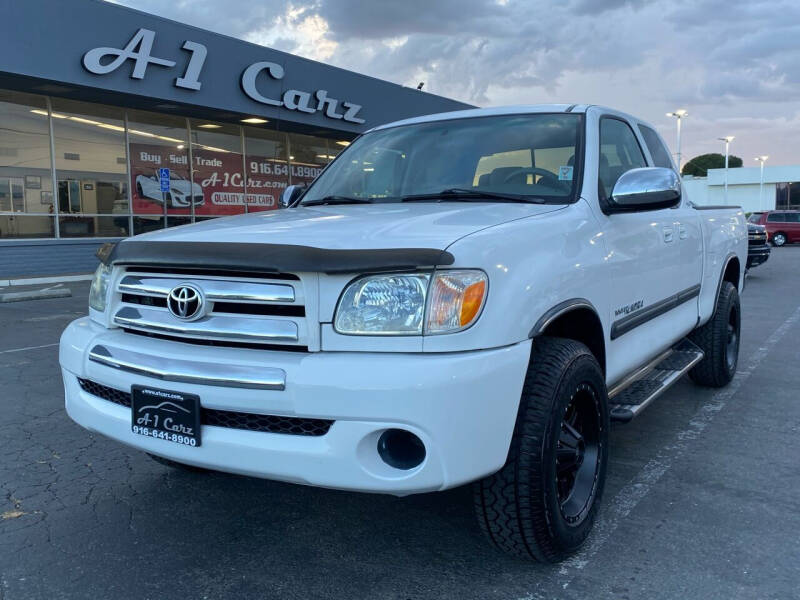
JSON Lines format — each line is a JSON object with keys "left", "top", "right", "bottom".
{"left": 637, "top": 124, "right": 674, "bottom": 169}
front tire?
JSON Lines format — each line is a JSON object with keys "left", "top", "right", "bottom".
{"left": 688, "top": 281, "right": 740, "bottom": 387}
{"left": 772, "top": 232, "right": 787, "bottom": 247}
{"left": 473, "top": 337, "right": 609, "bottom": 562}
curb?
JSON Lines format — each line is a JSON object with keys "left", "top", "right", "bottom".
{"left": 0, "top": 288, "right": 73, "bottom": 303}
{"left": 0, "top": 274, "right": 92, "bottom": 288}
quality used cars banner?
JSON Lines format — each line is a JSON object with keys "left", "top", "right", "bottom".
{"left": 129, "top": 143, "right": 291, "bottom": 215}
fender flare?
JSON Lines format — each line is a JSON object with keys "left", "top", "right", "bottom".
{"left": 713, "top": 252, "right": 740, "bottom": 315}
{"left": 528, "top": 298, "right": 601, "bottom": 338}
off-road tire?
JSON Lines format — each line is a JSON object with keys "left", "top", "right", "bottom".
{"left": 688, "top": 281, "right": 740, "bottom": 387}
{"left": 147, "top": 453, "right": 208, "bottom": 473}
{"left": 473, "top": 337, "right": 609, "bottom": 562}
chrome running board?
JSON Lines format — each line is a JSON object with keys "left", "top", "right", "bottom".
{"left": 608, "top": 339, "right": 704, "bottom": 423}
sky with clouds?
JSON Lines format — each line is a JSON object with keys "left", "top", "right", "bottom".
{"left": 115, "top": 0, "right": 799, "bottom": 167}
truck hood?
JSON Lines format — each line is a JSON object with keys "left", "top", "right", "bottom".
{"left": 133, "top": 202, "right": 565, "bottom": 250}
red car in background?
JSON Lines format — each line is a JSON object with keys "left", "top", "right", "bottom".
{"left": 748, "top": 210, "right": 800, "bottom": 246}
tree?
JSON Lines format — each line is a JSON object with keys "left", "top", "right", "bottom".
{"left": 681, "top": 153, "right": 743, "bottom": 177}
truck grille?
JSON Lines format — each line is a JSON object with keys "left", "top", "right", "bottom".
{"left": 110, "top": 268, "right": 315, "bottom": 350}
{"left": 77, "top": 378, "right": 333, "bottom": 437}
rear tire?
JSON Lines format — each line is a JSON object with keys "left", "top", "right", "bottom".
{"left": 147, "top": 453, "right": 208, "bottom": 473}
{"left": 688, "top": 281, "right": 740, "bottom": 387}
{"left": 473, "top": 337, "right": 609, "bottom": 562}
{"left": 772, "top": 232, "right": 787, "bottom": 247}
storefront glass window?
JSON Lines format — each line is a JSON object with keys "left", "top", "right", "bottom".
{"left": 51, "top": 98, "right": 129, "bottom": 237}
{"left": 127, "top": 110, "right": 190, "bottom": 229}
{"left": 189, "top": 120, "right": 246, "bottom": 217}
{"left": 244, "top": 128, "right": 289, "bottom": 212}
{"left": 287, "top": 133, "right": 332, "bottom": 186}
{"left": 0, "top": 90, "right": 55, "bottom": 238}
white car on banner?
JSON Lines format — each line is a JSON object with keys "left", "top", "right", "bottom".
{"left": 135, "top": 170, "right": 204, "bottom": 208}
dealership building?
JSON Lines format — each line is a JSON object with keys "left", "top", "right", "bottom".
{"left": 0, "top": 0, "right": 471, "bottom": 279}
{"left": 683, "top": 166, "right": 800, "bottom": 214}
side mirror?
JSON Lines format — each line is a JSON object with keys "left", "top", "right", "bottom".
{"left": 609, "top": 167, "right": 681, "bottom": 212}
{"left": 279, "top": 184, "right": 306, "bottom": 208}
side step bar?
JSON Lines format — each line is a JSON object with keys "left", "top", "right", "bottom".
{"left": 608, "top": 339, "right": 704, "bottom": 423}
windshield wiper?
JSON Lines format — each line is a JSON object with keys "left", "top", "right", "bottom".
{"left": 302, "top": 195, "right": 376, "bottom": 206}
{"left": 401, "top": 188, "right": 545, "bottom": 204}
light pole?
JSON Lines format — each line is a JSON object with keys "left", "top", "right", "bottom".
{"left": 718, "top": 135, "right": 734, "bottom": 204}
{"left": 666, "top": 109, "right": 688, "bottom": 171}
{"left": 755, "top": 155, "right": 769, "bottom": 211}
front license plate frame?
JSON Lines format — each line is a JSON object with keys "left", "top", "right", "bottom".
{"left": 131, "top": 385, "right": 201, "bottom": 447}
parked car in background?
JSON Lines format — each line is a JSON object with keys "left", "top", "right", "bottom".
{"left": 746, "top": 223, "right": 770, "bottom": 269}
{"left": 748, "top": 210, "right": 800, "bottom": 246}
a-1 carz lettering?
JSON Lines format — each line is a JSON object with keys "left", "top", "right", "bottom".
{"left": 82, "top": 28, "right": 366, "bottom": 124}
{"left": 615, "top": 299, "right": 644, "bottom": 317}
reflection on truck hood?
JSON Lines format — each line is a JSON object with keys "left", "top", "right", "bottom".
{"left": 132, "top": 202, "right": 566, "bottom": 250}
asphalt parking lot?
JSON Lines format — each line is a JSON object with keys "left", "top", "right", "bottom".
{"left": 2, "top": 248, "right": 799, "bottom": 600}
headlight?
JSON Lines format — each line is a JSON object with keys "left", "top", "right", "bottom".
{"left": 89, "top": 263, "right": 112, "bottom": 312}
{"left": 335, "top": 273, "right": 430, "bottom": 335}
{"left": 334, "top": 270, "right": 487, "bottom": 336}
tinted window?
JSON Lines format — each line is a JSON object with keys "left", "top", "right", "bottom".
{"left": 767, "top": 213, "right": 786, "bottom": 222}
{"left": 785, "top": 213, "right": 800, "bottom": 223}
{"left": 599, "top": 118, "right": 647, "bottom": 198}
{"left": 638, "top": 124, "right": 674, "bottom": 169}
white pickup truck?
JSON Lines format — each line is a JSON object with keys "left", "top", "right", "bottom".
{"left": 60, "top": 105, "right": 747, "bottom": 562}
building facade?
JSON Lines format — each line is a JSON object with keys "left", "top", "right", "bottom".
{"left": 683, "top": 165, "right": 800, "bottom": 214}
{"left": 0, "top": 0, "right": 471, "bottom": 278}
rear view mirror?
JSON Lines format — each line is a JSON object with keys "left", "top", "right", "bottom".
{"left": 280, "top": 184, "right": 306, "bottom": 208}
{"left": 609, "top": 167, "right": 680, "bottom": 212}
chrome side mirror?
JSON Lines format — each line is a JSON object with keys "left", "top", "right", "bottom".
{"left": 279, "top": 184, "right": 305, "bottom": 208}
{"left": 609, "top": 167, "right": 681, "bottom": 212}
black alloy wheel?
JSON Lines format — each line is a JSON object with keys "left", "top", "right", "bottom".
{"left": 556, "top": 383, "right": 602, "bottom": 526}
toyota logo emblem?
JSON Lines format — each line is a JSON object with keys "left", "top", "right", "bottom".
{"left": 167, "top": 284, "right": 204, "bottom": 321}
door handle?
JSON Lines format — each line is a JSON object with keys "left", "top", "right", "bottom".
{"left": 663, "top": 227, "right": 674, "bottom": 243}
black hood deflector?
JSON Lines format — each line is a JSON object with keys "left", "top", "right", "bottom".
{"left": 100, "top": 241, "right": 455, "bottom": 275}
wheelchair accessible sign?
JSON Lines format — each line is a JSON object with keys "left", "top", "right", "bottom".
{"left": 159, "top": 167, "right": 170, "bottom": 192}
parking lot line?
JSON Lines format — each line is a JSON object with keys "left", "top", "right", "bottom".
{"left": 0, "top": 342, "right": 59, "bottom": 354}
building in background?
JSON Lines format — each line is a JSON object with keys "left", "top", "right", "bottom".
{"left": 0, "top": 0, "right": 471, "bottom": 279}
{"left": 683, "top": 166, "right": 800, "bottom": 213}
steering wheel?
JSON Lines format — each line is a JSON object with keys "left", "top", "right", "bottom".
{"left": 500, "top": 167, "right": 570, "bottom": 191}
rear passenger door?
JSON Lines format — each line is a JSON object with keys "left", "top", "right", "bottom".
{"left": 638, "top": 123, "right": 703, "bottom": 310}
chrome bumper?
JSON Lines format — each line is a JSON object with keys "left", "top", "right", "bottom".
{"left": 88, "top": 344, "right": 286, "bottom": 390}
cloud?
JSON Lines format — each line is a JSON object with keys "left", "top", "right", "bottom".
{"left": 114, "top": 0, "right": 800, "bottom": 165}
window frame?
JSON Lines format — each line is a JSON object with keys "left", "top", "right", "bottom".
{"left": 597, "top": 115, "right": 650, "bottom": 212}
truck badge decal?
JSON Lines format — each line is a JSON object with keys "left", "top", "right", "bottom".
{"left": 615, "top": 300, "right": 644, "bottom": 317}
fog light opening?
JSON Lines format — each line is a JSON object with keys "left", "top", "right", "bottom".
{"left": 377, "top": 429, "right": 426, "bottom": 470}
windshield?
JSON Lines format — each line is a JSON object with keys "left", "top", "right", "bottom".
{"left": 301, "top": 113, "right": 583, "bottom": 204}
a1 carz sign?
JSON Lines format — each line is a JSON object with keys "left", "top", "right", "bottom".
{"left": 130, "top": 143, "right": 305, "bottom": 216}
{"left": 82, "top": 28, "right": 366, "bottom": 125}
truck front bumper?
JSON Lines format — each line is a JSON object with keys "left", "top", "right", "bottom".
{"left": 60, "top": 317, "right": 530, "bottom": 495}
